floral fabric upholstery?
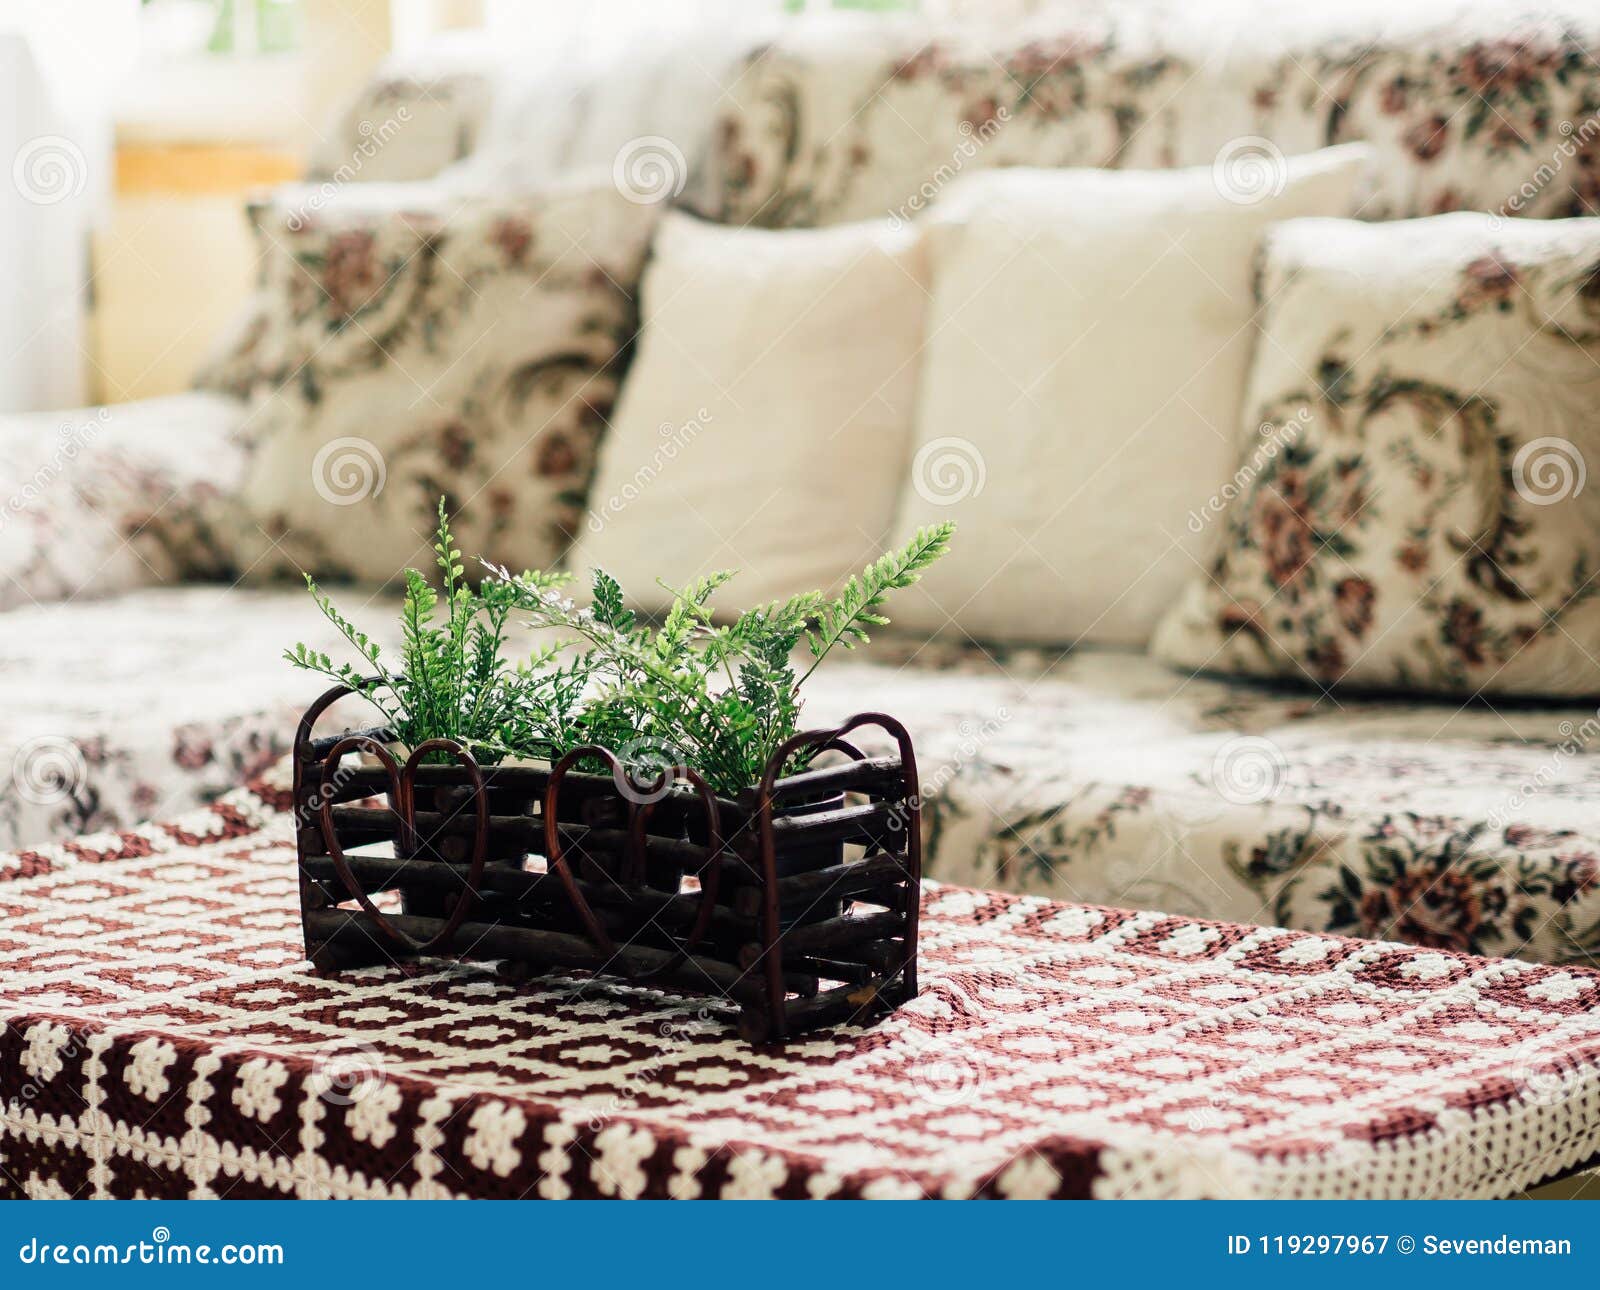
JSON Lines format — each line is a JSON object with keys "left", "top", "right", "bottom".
{"left": 293, "top": 6, "right": 1600, "bottom": 236}
{"left": 1152, "top": 214, "right": 1600, "bottom": 697}
{"left": 308, "top": 64, "right": 495, "bottom": 186}
{"left": 803, "top": 641, "right": 1600, "bottom": 968}
{"left": 697, "top": 6, "right": 1600, "bottom": 229}
{"left": 216, "top": 184, "right": 658, "bottom": 584}
{"left": 5, "top": 586, "right": 1600, "bottom": 967}
{"left": 0, "top": 394, "right": 247, "bottom": 614}
{"left": 0, "top": 587, "right": 389, "bottom": 853}
{"left": 190, "top": 296, "right": 272, "bottom": 405}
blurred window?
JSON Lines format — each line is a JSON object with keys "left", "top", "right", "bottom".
{"left": 138, "top": 0, "right": 299, "bottom": 59}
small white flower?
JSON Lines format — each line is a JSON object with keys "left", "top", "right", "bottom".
{"left": 464, "top": 1102, "right": 526, "bottom": 1177}
{"left": 124, "top": 1037, "right": 177, "bottom": 1102}
{"left": 347, "top": 1080, "right": 403, "bottom": 1147}
{"left": 22, "top": 1022, "right": 73, "bottom": 1083}
{"left": 667, "top": 1145, "right": 708, "bottom": 1199}
{"left": 231, "top": 1057, "right": 289, "bottom": 1122}
{"left": 535, "top": 1122, "right": 577, "bottom": 1199}
{"left": 721, "top": 1148, "right": 788, "bottom": 1199}
{"left": 996, "top": 1153, "right": 1060, "bottom": 1198}
{"left": 592, "top": 1122, "right": 655, "bottom": 1198}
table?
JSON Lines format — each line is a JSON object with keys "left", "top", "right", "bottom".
{"left": 4, "top": 767, "right": 1600, "bottom": 1199}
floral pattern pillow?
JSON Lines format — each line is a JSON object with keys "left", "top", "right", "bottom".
{"left": 1152, "top": 212, "right": 1600, "bottom": 697}
{"left": 222, "top": 184, "right": 658, "bottom": 584}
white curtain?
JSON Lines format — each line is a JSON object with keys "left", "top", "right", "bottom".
{"left": 434, "top": 0, "right": 788, "bottom": 192}
{"left": 481, "top": 0, "right": 780, "bottom": 64}
{"left": 0, "top": 3, "right": 135, "bottom": 414}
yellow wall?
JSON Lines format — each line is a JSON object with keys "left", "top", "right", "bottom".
{"left": 95, "top": 0, "right": 403, "bottom": 402}
{"left": 92, "top": 145, "right": 299, "bottom": 403}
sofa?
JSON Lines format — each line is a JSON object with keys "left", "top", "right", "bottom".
{"left": 5, "top": 2, "right": 1600, "bottom": 970}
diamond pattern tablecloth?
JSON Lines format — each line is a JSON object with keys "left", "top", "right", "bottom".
{"left": 4, "top": 767, "right": 1600, "bottom": 1199}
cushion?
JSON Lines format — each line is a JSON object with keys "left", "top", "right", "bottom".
{"left": 9, "top": 796, "right": 1600, "bottom": 1198}
{"left": 883, "top": 145, "right": 1373, "bottom": 646}
{"left": 0, "top": 393, "right": 247, "bottom": 612}
{"left": 1152, "top": 212, "right": 1600, "bottom": 696}
{"left": 8, "top": 586, "right": 1600, "bottom": 966}
{"left": 568, "top": 210, "right": 927, "bottom": 613}
{"left": 223, "top": 181, "right": 658, "bottom": 585}
{"left": 703, "top": 12, "right": 1600, "bottom": 229}
{"left": 0, "top": 586, "right": 395, "bottom": 851}
{"left": 309, "top": 63, "right": 494, "bottom": 185}
{"left": 805, "top": 638, "right": 1600, "bottom": 965}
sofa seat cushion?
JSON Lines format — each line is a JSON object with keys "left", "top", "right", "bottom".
{"left": 5, "top": 587, "right": 1598, "bottom": 964}
{"left": 802, "top": 641, "right": 1600, "bottom": 965}
{"left": 0, "top": 586, "right": 393, "bottom": 851}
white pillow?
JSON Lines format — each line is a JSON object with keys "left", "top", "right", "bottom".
{"left": 884, "top": 143, "right": 1374, "bottom": 646}
{"left": 569, "top": 211, "right": 927, "bottom": 611}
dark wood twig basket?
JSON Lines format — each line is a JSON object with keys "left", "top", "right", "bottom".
{"left": 291, "top": 683, "right": 922, "bottom": 1043}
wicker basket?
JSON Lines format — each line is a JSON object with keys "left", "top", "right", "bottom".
{"left": 291, "top": 683, "right": 922, "bottom": 1043}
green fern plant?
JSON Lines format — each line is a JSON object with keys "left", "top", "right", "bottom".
{"left": 286, "top": 499, "right": 584, "bottom": 763}
{"left": 286, "top": 499, "right": 954, "bottom": 793}
{"left": 487, "top": 523, "right": 954, "bottom": 792}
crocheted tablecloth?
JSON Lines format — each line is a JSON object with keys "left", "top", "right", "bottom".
{"left": 4, "top": 775, "right": 1600, "bottom": 1200}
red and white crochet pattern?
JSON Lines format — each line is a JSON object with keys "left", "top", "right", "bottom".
{"left": 4, "top": 771, "right": 1600, "bottom": 1200}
